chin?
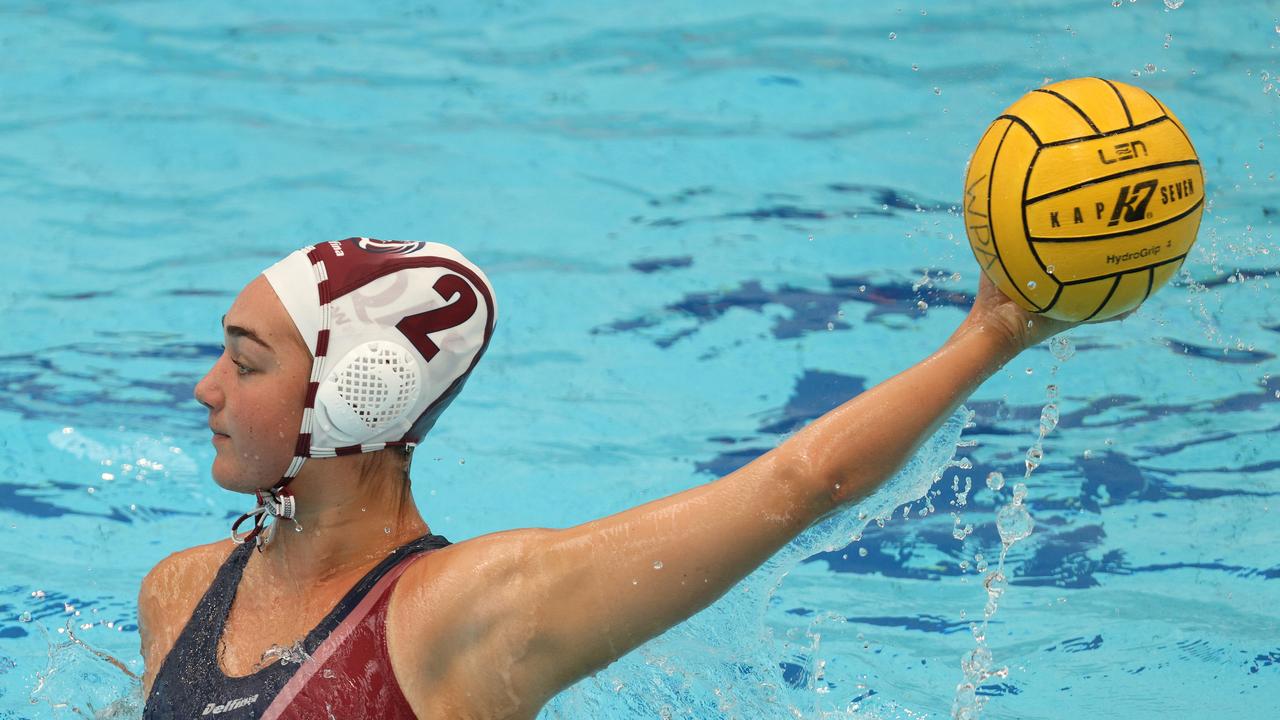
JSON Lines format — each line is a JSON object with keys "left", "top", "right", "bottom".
{"left": 210, "top": 456, "right": 270, "bottom": 494}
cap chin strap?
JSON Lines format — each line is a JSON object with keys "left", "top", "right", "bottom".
{"left": 231, "top": 482, "right": 299, "bottom": 549}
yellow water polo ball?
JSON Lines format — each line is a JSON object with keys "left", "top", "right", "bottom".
{"left": 962, "top": 77, "right": 1204, "bottom": 322}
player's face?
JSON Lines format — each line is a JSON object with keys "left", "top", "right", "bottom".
{"left": 194, "top": 276, "right": 311, "bottom": 493}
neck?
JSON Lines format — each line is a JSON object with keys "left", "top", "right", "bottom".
{"left": 256, "top": 454, "right": 431, "bottom": 587}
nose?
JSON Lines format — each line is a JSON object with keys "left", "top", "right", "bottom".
{"left": 194, "top": 358, "right": 223, "bottom": 411}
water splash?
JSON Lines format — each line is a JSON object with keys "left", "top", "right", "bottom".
{"left": 261, "top": 640, "right": 313, "bottom": 667}
{"left": 952, "top": 347, "right": 1069, "bottom": 718}
{"left": 29, "top": 622, "right": 141, "bottom": 719}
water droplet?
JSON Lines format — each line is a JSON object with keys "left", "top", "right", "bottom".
{"left": 1025, "top": 367, "right": 1034, "bottom": 375}
{"left": 1083, "top": 449, "right": 1093, "bottom": 459}
{"left": 1050, "top": 336, "right": 1076, "bottom": 362}
{"left": 858, "top": 547, "right": 868, "bottom": 557}
{"left": 1027, "top": 280, "right": 1037, "bottom": 289}
{"left": 1046, "top": 264, "right": 1055, "bottom": 274}
{"left": 18, "top": 611, "right": 31, "bottom": 623}
{"left": 932, "top": 86, "right": 942, "bottom": 95}
{"left": 1025, "top": 445, "right": 1043, "bottom": 474}
{"left": 827, "top": 321, "right": 835, "bottom": 331}
{"left": 986, "top": 471, "right": 1005, "bottom": 491}
{"left": 1145, "top": 63, "right": 1157, "bottom": 74}
{"left": 997, "top": 500, "right": 1034, "bottom": 544}
{"left": 1163, "top": 0, "right": 1183, "bottom": 8}
{"left": 459, "top": 458, "right": 466, "bottom": 465}
{"left": 384, "top": 526, "right": 391, "bottom": 534}
{"left": 1012, "top": 482, "right": 1029, "bottom": 503}
{"left": 1040, "top": 403, "right": 1060, "bottom": 435}
{"left": 917, "top": 300, "right": 928, "bottom": 310}
{"left": 653, "top": 560, "right": 664, "bottom": 570}
{"left": 888, "top": 31, "right": 897, "bottom": 39}
{"left": 631, "top": 579, "right": 639, "bottom": 586}
{"left": 911, "top": 63, "right": 919, "bottom": 71}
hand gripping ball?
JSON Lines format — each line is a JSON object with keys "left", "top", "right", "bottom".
{"left": 962, "top": 77, "right": 1204, "bottom": 322}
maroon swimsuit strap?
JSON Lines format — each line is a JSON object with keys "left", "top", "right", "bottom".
{"left": 262, "top": 547, "right": 433, "bottom": 720}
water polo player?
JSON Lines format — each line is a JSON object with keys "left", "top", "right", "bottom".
{"left": 138, "top": 236, "right": 1120, "bottom": 718}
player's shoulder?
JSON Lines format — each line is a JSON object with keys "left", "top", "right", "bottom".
{"left": 388, "top": 528, "right": 559, "bottom": 715}
{"left": 139, "top": 538, "right": 236, "bottom": 617}
{"left": 405, "top": 528, "right": 551, "bottom": 588}
{"left": 394, "top": 527, "right": 554, "bottom": 640}
{"left": 138, "top": 538, "right": 239, "bottom": 696}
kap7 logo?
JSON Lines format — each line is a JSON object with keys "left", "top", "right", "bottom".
{"left": 1045, "top": 179, "right": 1158, "bottom": 230}
{"left": 1106, "top": 179, "right": 1158, "bottom": 227}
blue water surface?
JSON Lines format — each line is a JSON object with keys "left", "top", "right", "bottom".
{"left": 1, "top": 1, "right": 1277, "bottom": 718}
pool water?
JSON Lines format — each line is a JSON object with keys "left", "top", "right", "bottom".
{"left": 2, "top": 1, "right": 1278, "bottom": 718}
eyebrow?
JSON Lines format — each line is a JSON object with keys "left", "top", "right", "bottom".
{"left": 221, "top": 313, "right": 274, "bottom": 352}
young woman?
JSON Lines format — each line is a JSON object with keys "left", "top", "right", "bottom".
{"left": 138, "top": 237, "right": 1117, "bottom": 719}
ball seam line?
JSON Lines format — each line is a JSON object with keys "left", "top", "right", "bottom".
{"left": 1093, "top": 77, "right": 1134, "bottom": 128}
{"left": 1022, "top": 143, "right": 1052, "bottom": 281}
{"left": 996, "top": 114, "right": 1042, "bottom": 145}
{"left": 1033, "top": 88, "right": 1102, "bottom": 136}
{"left": 990, "top": 120, "right": 1042, "bottom": 311}
{"left": 1082, "top": 275, "right": 1122, "bottom": 322}
{"left": 1037, "top": 114, "right": 1168, "bottom": 149}
{"left": 1023, "top": 159, "right": 1202, "bottom": 206}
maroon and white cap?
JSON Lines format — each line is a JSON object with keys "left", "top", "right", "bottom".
{"left": 231, "top": 237, "right": 497, "bottom": 547}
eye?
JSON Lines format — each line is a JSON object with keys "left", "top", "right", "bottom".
{"left": 219, "top": 344, "right": 252, "bottom": 376}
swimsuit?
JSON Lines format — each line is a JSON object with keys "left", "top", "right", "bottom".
{"left": 143, "top": 533, "right": 451, "bottom": 719}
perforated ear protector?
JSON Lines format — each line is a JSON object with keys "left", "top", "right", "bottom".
{"left": 232, "top": 237, "right": 497, "bottom": 548}
{"left": 314, "top": 340, "right": 422, "bottom": 446}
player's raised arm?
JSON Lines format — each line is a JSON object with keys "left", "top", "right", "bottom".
{"left": 507, "top": 274, "right": 1077, "bottom": 703}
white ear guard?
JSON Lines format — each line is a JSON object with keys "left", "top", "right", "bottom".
{"left": 314, "top": 340, "right": 423, "bottom": 446}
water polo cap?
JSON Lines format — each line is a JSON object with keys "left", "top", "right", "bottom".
{"left": 230, "top": 237, "right": 497, "bottom": 547}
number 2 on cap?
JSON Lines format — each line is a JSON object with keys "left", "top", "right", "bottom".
{"left": 395, "top": 274, "right": 477, "bottom": 362}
